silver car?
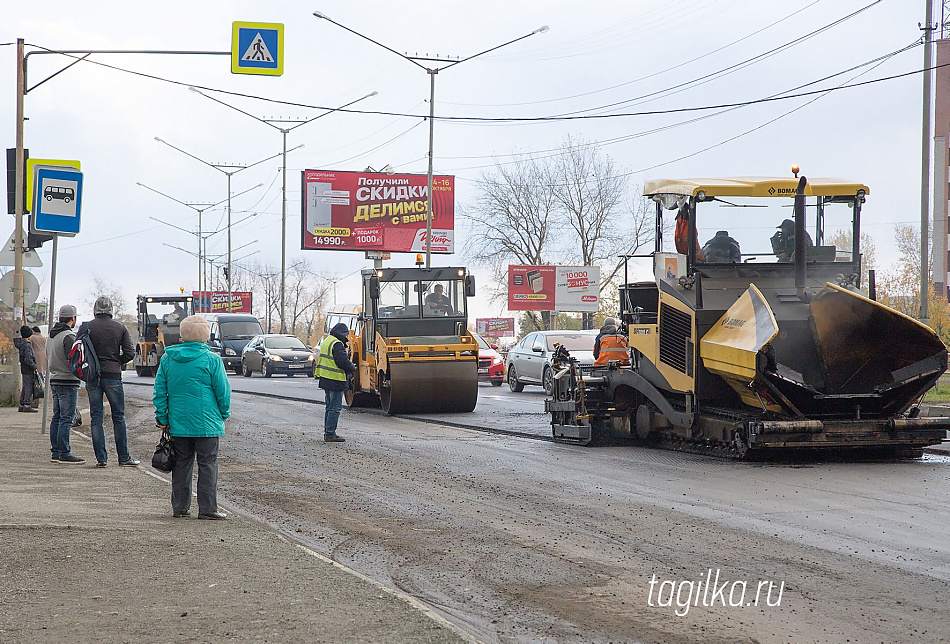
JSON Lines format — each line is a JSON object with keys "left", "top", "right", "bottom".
{"left": 505, "top": 330, "right": 598, "bottom": 394}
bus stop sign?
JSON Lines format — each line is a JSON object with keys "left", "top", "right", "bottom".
{"left": 32, "top": 164, "right": 83, "bottom": 236}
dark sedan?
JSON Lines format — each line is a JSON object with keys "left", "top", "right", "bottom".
{"left": 241, "top": 334, "right": 314, "bottom": 377}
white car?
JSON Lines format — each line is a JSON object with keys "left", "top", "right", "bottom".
{"left": 504, "top": 330, "right": 598, "bottom": 394}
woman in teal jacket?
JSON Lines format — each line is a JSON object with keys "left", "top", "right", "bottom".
{"left": 154, "top": 315, "right": 231, "bottom": 520}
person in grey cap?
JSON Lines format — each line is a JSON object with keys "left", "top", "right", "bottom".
{"left": 593, "top": 317, "right": 618, "bottom": 359}
{"left": 85, "top": 295, "right": 138, "bottom": 467}
{"left": 47, "top": 304, "right": 85, "bottom": 464}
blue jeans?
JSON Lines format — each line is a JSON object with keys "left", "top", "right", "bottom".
{"left": 88, "top": 377, "right": 131, "bottom": 464}
{"left": 324, "top": 389, "right": 343, "bottom": 437}
{"left": 50, "top": 384, "right": 79, "bottom": 459}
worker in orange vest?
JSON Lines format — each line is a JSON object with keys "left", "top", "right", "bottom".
{"left": 593, "top": 320, "right": 630, "bottom": 367}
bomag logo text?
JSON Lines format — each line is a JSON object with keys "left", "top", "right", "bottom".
{"left": 721, "top": 317, "right": 747, "bottom": 328}
{"left": 768, "top": 186, "right": 797, "bottom": 196}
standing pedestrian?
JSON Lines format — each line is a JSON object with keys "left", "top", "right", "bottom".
{"left": 315, "top": 322, "right": 356, "bottom": 442}
{"left": 153, "top": 315, "right": 231, "bottom": 519}
{"left": 29, "top": 325, "right": 47, "bottom": 409}
{"left": 47, "top": 305, "right": 84, "bottom": 464}
{"left": 13, "top": 326, "right": 38, "bottom": 413}
{"left": 86, "top": 295, "right": 139, "bottom": 467}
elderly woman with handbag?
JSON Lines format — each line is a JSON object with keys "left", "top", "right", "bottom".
{"left": 153, "top": 315, "right": 231, "bottom": 520}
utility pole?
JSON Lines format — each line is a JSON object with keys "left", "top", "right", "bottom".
{"left": 14, "top": 39, "right": 25, "bottom": 326}
{"left": 921, "top": 0, "right": 935, "bottom": 322}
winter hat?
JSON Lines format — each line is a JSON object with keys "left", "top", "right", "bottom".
{"left": 31, "top": 326, "right": 41, "bottom": 334}
{"left": 19, "top": 325, "right": 32, "bottom": 338}
{"left": 179, "top": 315, "right": 211, "bottom": 343}
{"left": 603, "top": 317, "right": 617, "bottom": 327}
{"left": 93, "top": 296, "right": 114, "bottom": 317}
{"left": 58, "top": 304, "right": 78, "bottom": 318}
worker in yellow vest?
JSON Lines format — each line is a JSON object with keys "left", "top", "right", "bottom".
{"left": 315, "top": 323, "right": 356, "bottom": 442}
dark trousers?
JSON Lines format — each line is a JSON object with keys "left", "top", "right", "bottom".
{"left": 19, "top": 370, "right": 34, "bottom": 407}
{"left": 171, "top": 436, "right": 220, "bottom": 515}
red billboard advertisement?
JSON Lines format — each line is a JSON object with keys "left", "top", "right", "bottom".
{"left": 508, "top": 265, "right": 556, "bottom": 311}
{"left": 507, "top": 265, "right": 600, "bottom": 312}
{"left": 476, "top": 317, "right": 515, "bottom": 337}
{"left": 300, "top": 169, "right": 455, "bottom": 253}
{"left": 193, "top": 291, "right": 253, "bottom": 314}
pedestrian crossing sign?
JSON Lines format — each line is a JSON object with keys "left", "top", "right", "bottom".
{"left": 231, "top": 22, "right": 283, "bottom": 76}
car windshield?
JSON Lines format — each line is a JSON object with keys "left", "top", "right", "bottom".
{"left": 546, "top": 333, "right": 595, "bottom": 351}
{"left": 475, "top": 334, "right": 490, "bottom": 350}
{"left": 264, "top": 336, "right": 308, "bottom": 350}
{"left": 220, "top": 320, "right": 263, "bottom": 339}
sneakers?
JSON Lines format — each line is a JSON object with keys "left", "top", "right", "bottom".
{"left": 324, "top": 435, "right": 346, "bottom": 443}
{"left": 95, "top": 462, "right": 107, "bottom": 468}
{"left": 72, "top": 414, "right": 82, "bottom": 427}
{"left": 173, "top": 510, "right": 191, "bottom": 518}
{"left": 51, "top": 455, "right": 59, "bottom": 463}
{"left": 197, "top": 511, "right": 228, "bottom": 520}
{"left": 118, "top": 459, "right": 141, "bottom": 467}
{"left": 57, "top": 454, "right": 86, "bottom": 465}
{"left": 18, "top": 406, "right": 38, "bottom": 413}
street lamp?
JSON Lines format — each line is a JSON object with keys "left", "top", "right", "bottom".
{"left": 137, "top": 182, "right": 260, "bottom": 311}
{"left": 312, "top": 12, "right": 548, "bottom": 268}
{"left": 187, "top": 87, "right": 377, "bottom": 332}
{"left": 153, "top": 137, "right": 300, "bottom": 311}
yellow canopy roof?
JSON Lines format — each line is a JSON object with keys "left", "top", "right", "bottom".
{"left": 643, "top": 177, "right": 869, "bottom": 199}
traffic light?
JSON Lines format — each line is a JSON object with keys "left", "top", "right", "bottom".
{"left": 223, "top": 267, "right": 230, "bottom": 280}
{"left": 6, "top": 147, "right": 28, "bottom": 215}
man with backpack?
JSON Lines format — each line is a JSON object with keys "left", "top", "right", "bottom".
{"left": 85, "top": 296, "right": 139, "bottom": 467}
{"left": 48, "top": 305, "right": 85, "bottom": 464}
{"left": 13, "top": 325, "right": 38, "bottom": 413}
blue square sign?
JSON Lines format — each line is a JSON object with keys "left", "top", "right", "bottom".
{"left": 232, "top": 22, "right": 284, "bottom": 76}
{"left": 32, "top": 165, "right": 83, "bottom": 236}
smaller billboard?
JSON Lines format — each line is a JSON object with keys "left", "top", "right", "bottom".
{"left": 193, "top": 291, "right": 253, "bottom": 314}
{"left": 476, "top": 317, "right": 515, "bottom": 337}
{"left": 507, "top": 265, "right": 600, "bottom": 312}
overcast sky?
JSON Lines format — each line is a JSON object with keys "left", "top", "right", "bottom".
{"left": 0, "top": 0, "right": 934, "bottom": 321}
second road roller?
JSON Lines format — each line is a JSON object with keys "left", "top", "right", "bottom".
{"left": 342, "top": 265, "right": 479, "bottom": 414}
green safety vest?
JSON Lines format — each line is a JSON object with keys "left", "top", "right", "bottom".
{"left": 315, "top": 334, "right": 347, "bottom": 382}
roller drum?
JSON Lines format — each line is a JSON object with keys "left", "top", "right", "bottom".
{"left": 381, "top": 361, "right": 478, "bottom": 415}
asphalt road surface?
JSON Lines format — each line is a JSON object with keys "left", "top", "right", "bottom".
{"left": 123, "top": 373, "right": 950, "bottom": 643}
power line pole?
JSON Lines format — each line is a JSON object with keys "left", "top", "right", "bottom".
{"left": 921, "top": 0, "right": 935, "bottom": 322}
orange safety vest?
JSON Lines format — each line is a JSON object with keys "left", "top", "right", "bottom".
{"left": 594, "top": 334, "right": 630, "bottom": 366}
{"left": 674, "top": 212, "right": 705, "bottom": 262}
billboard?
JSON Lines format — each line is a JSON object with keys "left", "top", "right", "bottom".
{"left": 301, "top": 169, "right": 455, "bottom": 254}
{"left": 476, "top": 317, "right": 515, "bottom": 337}
{"left": 508, "top": 265, "right": 600, "bottom": 312}
{"left": 192, "top": 291, "right": 253, "bottom": 314}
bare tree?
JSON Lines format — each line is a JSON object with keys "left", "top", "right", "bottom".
{"left": 463, "top": 154, "right": 560, "bottom": 330}
{"left": 827, "top": 229, "right": 877, "bottom": 294}
{"left": 86, "top": 275, "right": 128, "bottom": 317}
{"left": 285, "top": 260, "right": 331, "bottom": 338}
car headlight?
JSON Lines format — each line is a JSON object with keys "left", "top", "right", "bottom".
{"left": 270, "top": 355, "right": 283, "bottom": 362}
{"left": 307, "top": 354, "right": 315, "bottom": 361}
{"left": 492, "top": 356, "right": 502, "bottom": 365}
{"left": 225, "top": 348, "right": 236, "bottom": 356}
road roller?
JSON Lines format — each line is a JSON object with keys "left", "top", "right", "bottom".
{"left": 546, "top": 173, "right": 950, "bottom": 458}
{"left": 344, "top": 265, "right": 479, "bottom": 415}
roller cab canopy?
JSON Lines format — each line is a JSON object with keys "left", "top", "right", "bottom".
{"left": 700, "top": 284, "right": 947, "bottom": 418}
{"left": 644, "top": 177, "right": 869, "bottom": 202}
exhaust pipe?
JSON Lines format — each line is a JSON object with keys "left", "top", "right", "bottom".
{"left": 794, "top": 176, "right": 808, "bottom": 301}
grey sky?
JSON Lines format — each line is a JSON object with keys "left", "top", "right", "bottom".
{"left": 1, "top": 0, "right": 929, "bottom": 319}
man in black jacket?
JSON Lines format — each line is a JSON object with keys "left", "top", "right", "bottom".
{"left": 13, "top": 325, "right": 37, "bottom": 413}
{"left": 86, "top": 296, "right": 139, "bottom": 467}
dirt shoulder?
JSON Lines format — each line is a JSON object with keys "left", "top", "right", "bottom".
{"left": 0, "top": 406, "right": 471, "bottom": 644}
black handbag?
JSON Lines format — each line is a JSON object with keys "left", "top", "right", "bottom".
{"left": 151, "top": 428, "right": 175, "bottom": 473}
{"left": 32, "top": 372, "right": 45, "bottom": 399}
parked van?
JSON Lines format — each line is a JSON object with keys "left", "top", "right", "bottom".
{"left": 200, "top": 313, "right": 264, "bottom": 374}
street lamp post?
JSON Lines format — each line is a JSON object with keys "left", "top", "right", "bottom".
{"left": 188, "top": 87, "right": 377, "bottom": 332}
{"left": 153, "top": 137, "right": 296, "bottom": 312}
{"left": 312, "top": 12, "right": 548, "bottom": 268}
{"left": 137, "top": 182, "right": 260, "bottom": 311}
